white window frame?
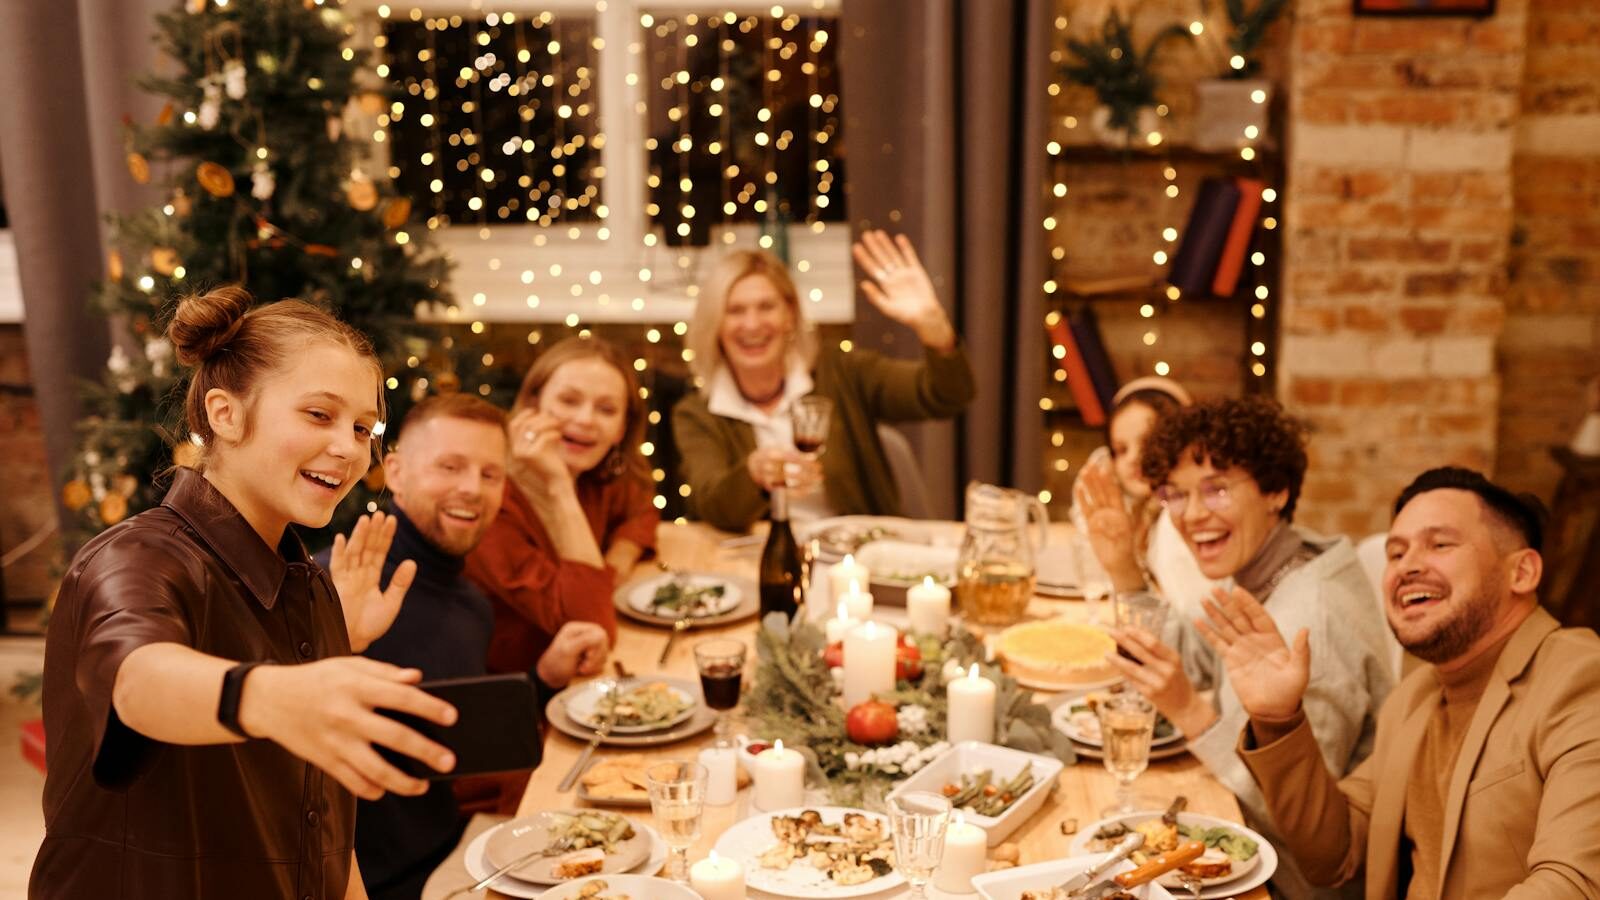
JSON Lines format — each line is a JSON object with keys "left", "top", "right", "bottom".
{"left": 346, "top": 0, "right": 851, "bottom": 326}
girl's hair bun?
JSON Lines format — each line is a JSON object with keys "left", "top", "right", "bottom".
{"left": 167, "top": 285, "right": 254, "bottom": 367}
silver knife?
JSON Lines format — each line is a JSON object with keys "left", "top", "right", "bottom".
{"left": 1055, "top": 832, "right": 1144, "bottom": 895}
{"left": 658, "top": 613, "right": 692, "bottom": 664}
{"left": 557, "top": 685, "right": 615, "bottom": 792}
{"left": 1075, "top": 840, "right": 1205, "bottom": 900}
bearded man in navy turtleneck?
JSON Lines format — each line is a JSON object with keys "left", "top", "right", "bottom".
{"left": 317, "top": 394, "right": 609, "bottom": 900}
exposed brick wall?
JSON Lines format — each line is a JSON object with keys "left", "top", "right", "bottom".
{"left": 1280, "top": 0, "right": 1528, "bottom": 537}
{"left": 1499, "top": 0, "right": 1600, "bottom": 500}
{"left": 0, "top": 326, "right": 62, "bottom": 605}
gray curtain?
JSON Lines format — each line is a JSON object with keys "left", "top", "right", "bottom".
{"left": 0, "top": 0, "right": 165, "bottom": 525}
{"left": 840, "top": 0, "right": 1052, "bottom": 518}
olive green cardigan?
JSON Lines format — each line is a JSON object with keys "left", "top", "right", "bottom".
{"left": 671, "top": 344, "right": 977, "bottom": 532}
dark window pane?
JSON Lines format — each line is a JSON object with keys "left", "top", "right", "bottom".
{"left": 384, "top": 12, "right": 601, "bottom": 227}
{"left": 642, "top": 11, "right": 844, "bottom": 246}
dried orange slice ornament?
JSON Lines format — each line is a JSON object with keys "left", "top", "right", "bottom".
{"left": 196, "top": 161, "right": 235, "bottom": 197}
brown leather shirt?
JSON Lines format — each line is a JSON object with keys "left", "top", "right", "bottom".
{"left": 32, "top": 469, "right": 355, "bottom": 899}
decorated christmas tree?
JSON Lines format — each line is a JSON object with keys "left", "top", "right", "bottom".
{"left": 60, "top": 0, "right": 454, "bottom": 548}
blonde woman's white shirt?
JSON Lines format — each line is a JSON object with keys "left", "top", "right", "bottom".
{"left": 705, "top": 358, "right": 838, "bottom": 522}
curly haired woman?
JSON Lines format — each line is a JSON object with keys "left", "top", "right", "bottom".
{"left": 1105, "top": 397, "right": 1395, "bottom": 900}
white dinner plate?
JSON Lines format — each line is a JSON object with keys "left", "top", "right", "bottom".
{"left": 1068, "top": 810, "right": 1278, "bottom": 899}
{"left": 972, "top": 851, "right": 1177, "bottom": 900}
{"left": 537, "top": 873, "right": 700, "bottom": 900}
{"left": 625, "top": 572, "right": 742, "bottom": 617}
{"left": 712, "top": 806, "right": 903, "bottom": 898}
{"left": 462, "top": 819, "right": 666, "bottom": 898}
{"left": 1050, "top": 690, "right": 1185, "bottom": 748}
{"left": 564, "top": 679, "right": 698, "bottom": 735}
{"left": 483, "top": 811, "right": 652, "bottom": 885}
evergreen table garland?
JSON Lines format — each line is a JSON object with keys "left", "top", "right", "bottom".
{"left": 744, "top": 613, "right": 1075, "bottom": 808}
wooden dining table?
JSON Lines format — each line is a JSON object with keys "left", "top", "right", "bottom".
{"left": 468, "top": 520, "right": 1272, "bottom": 899}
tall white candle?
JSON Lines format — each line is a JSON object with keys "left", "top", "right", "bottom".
{"left": 906, "top": 576, "right": 952, "bottom": 636}
{"left": 842, "top": 621, "right": 898, "bottom": 709}
{"left": 829, "top": 553, "right": 871, "bottom": 600}
{"left": 751, "top": 739, "right": 806, "bottom": 811}
{"left": 933, "top": 812, "right": 988, "bottom": 893}
{"left": 689, "top": 850, "right": 745, "bottom": 900}
{"left": 825, "top": 601, "right": 857, "bottom": 645}
{"left": 698, "top": 745, "right": 738, "bottom": 806}
{"left": 946, "top": 664, "right": 997, "bottom": 744}
{"left": 840, "top": 579, "right": 874, "bottom": 621}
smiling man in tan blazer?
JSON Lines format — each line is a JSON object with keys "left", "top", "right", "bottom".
{"left": 1192, "top": 466, "right": 1600, "bottom": 899}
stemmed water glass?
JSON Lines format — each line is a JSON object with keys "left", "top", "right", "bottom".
{"left": 887, "top": 790, "right": 951, "bottom": 900}
{"left": 1096, "top": 692, "right": 1157, "bottom": 817}
{"left": 645, "top": 760, "right": 707, "bottom": 883}
{"left": 693, "top": 638, "right": 747, "bottom": 748}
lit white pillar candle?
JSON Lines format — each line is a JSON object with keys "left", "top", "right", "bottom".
{"left": 825, "top": 601, "right": 857, "bottom": 645}
{"left": 933, "top": 811, "right": 989, "bottom": 893}
{"left": 689, "top": 850, "right": 745, "bottom": 900}
{"left": 829, "top": 553, "right": 871, "bottom": 599}
{"left": 906, "top": 576, "right": 952, "bottom": 636}
{"left": 946, "top": 664, "right": 997, "bottom": 744}
{"left": 840, "top": 579, "right": 874, "bottom": 621}
{"left": 751, "top": 739, "right": 806, "bottom": 811}
{"left": 842, "top": 620, "right": 898, "bottom": 709}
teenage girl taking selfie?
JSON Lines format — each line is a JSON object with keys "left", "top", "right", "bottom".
{"left": 32, "top": 287, "right": 453, "bottom": 900}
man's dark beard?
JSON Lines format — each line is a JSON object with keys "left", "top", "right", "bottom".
{"left": 1398, "top": 589, "right": 1497, "bottom": 664}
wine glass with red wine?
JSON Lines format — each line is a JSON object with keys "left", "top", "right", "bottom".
{"left": 693, "top": 638, "right": 747, "bottom": 747}
{"left": 791, "top": 395, "right": 834, "bottom": 457}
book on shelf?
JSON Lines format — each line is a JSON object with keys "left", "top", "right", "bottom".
{"left": 1212, "top": 177, "right": 1265, "bottom": 297}
{"left": 1068, "top": 306, "right": 1119, "bottom": 420}
{"left": 1047, "top": 319, "right": 1105, "bottom": 426}
{"left": 1167, "top": 177, "right": 1242, "bottom": 296}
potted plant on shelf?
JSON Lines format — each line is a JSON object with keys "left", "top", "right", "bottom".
{"left": 1193, "top": 0, "right": 1289, "bottom": 152}
{"left": 1060, "top": 8, "right": 1191, "bottom": 147}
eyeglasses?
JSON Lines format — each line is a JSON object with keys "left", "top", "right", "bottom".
{"left": 1154, "top": 476, "right": 1252, "bottom": 517}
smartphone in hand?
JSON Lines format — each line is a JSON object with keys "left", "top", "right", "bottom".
{"left": 376, "top": 673, "right": 544, "bottom": 780}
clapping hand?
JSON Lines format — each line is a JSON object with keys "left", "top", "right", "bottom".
{"left": 329, "top": 511, "right": 417, "bottom": 653}
{"left": 1106, "top": 625, "right": 1217, "bottom": 740}
{"left": 852, "top": 230, "right": 956, "bottom": 351}
{"left": 1193, "top": 586, "right": 1310, "bottom": 720}
{"left": 1075, "top": 460, "right": 1144, "bottom": 592}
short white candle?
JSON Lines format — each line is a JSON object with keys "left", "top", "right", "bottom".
{"left": 751, "top": 738, "right": 806, "bottom": 811}
{"left": 933, "top": 811, "right": 989, "bottom": 893}
{"left": 841, "top": 620, "right": 898, "bottom": 709}
{"left": 947, "top": 664, "right": 997, "bottom": 744}
{"left": 840, "top": 578, "right": 874, "bottom": 621}
{"left": 824, "top": 601, "right": 857, "bottom": 645}
{"left": 829, "top": 553, "right": 871, "bottom": 599}
{"left": 689, "top": 850, "right": 745, "bottom": 900}
{"left": 698, "top": 745, "right": 739, "bottom": 807}
{"left": 906, "top": 576, "right": 952, "bottom": 636}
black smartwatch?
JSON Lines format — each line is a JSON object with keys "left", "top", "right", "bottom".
{"left": 217, "top": 661, "right": 264, "bottom": 739}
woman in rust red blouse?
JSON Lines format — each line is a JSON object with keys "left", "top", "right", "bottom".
{"left": 465, "top": 337, "right": 659, "bottom": 674}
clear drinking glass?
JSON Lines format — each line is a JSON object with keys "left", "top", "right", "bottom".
{"left": 645, "top": 760, "right": 708, "bottom": 883}
{"left": 693, "top": 638, "right": 747, "bottom": 747}
{"left": 1096, "top": 692, "right": 1157, "bottom": 817}
{"left": 887, "top": 790, "right": 951, "bottom": 900}
{"left": 1113, "top": 590, "right": 1170, "bottom": 637}
{"left": 790, "top": 394, "right": 833, "bottom": 456}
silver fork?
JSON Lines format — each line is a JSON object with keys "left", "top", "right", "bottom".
{"left": 441, "top": 834, "right": 577, "bottom": 898}
{"left": 557, "top": 681, "right": 616, "bottom": 792}
{"left": 657, "top": 561, "right": 693, "bottom": 664}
